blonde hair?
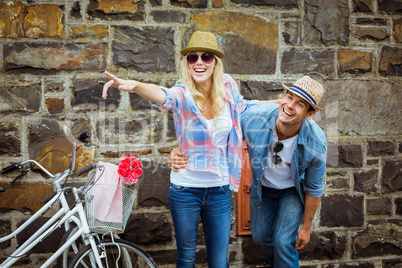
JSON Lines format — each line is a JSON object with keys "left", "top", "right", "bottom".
{"left": 180, "top": 55, "right": 225, "bottom": 118}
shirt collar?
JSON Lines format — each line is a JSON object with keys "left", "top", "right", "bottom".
{"left": 223, "top": 77, "right": 233, "bottom": 104}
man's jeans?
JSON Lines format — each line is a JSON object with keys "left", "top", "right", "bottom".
{"left": 250, "top": 186, "right": 304, "bottom": 268}
{"left": 169, "top": 183, "right": 231, "bottom": 268}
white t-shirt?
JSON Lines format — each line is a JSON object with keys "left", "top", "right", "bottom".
{"left": 171, "top": 103, "right": 232, "bottom": 187}
{"left": 262, "top": 134, "right": 298, "bottom": 189}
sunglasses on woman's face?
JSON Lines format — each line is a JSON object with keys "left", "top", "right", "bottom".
{"left": 186, "top": 53, "right": 214, "bottom": 65}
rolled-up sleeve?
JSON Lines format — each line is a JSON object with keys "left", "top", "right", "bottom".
{"left": 150, "top": 86, "right": 182, "bottom": 112}
{"left": 304, "top": 151, "right": 326, "bottom": 198}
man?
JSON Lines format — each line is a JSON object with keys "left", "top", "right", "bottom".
{"left": 241, "top": 76, "right": 327, "bottom": 267}
{"left": 170, "top": 76, "right": 327, "bottom": 267}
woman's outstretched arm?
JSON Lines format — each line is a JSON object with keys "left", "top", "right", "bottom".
{"left": 102, "top": 71, "right": 167, "bottom": 105}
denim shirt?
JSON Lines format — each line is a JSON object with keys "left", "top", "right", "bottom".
{"left": 240, "top": 103, "right": 327, "bottom": 204}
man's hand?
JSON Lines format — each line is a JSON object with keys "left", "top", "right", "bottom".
{"left": 169, "top": 148, "right": 189, "bottom": 172}
{"left": 295, "top": 227, "right": 310, "bottom": 250}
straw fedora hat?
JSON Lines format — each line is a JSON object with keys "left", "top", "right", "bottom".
{"left": 282, "top": 76, "right": 324, "bottom": 111}
{"left": 180, "top": 31, "right": 225, "bottom": 58}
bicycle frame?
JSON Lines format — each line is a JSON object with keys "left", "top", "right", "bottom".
{"left": 0, "top": 137, "right": 106, "bottom": 268}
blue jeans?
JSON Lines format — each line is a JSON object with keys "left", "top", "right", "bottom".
{"left": 250, "top": 186, "right": 304, "bottom": 268}
{"left": 169, "top": 183, "right": 231, "bottom": 268}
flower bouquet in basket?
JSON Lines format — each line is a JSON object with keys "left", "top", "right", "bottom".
{"left": 88, "top": 156, "right": 143, "bottom": 234}
{"left": 118, "top": 156, "right": 143, "bottom": 189}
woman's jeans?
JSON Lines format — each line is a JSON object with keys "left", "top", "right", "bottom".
{"left": 250, "top": 186, "right": 304, "bottom": 268}
{"left": 169, "top": 183, "right": 231, "bottom": 268}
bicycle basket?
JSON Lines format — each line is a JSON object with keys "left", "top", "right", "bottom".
{"left": 84, "top": 184, "right": 136, "bottom": 234}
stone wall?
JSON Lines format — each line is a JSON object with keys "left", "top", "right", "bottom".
{"left": 0, "top": 0, "right": 401, "bottom": 267}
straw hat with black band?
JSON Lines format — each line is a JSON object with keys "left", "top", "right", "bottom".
{"left": 180, "top": 31, "right": 225, "bottom": 59}
{"left": 282, "top": 76, "right": 324, "bottom": 111}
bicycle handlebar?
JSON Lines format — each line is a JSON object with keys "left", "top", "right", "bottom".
{"left": 1, "top": 163, "right": 20, "bottom": 174}
{"left": 75, "top": 163, "right": 97, "bottom": 177}
{"left": 77, "top": 131, "right": 91, "bottom": 143}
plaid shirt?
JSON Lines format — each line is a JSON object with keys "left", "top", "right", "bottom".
{"left": 152, "top": 74, "right": 257, "bottom": 192}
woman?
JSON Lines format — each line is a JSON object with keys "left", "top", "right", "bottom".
{"left": 102, "top": 31, "right": 258, "bottom": 267}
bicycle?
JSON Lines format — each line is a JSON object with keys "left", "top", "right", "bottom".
{"left": 0, "top": 131, "right": 158, "bottom": 268}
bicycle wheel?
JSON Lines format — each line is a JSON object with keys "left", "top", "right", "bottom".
{"left": 57, "top": 224, "right": 85, "bottom": 267}
{"left": 69, "top": 238, "right": 158, "bottom": 268}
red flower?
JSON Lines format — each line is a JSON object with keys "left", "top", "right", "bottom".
{"left": 118, "top": 157, "right": 143, "bottom": 184}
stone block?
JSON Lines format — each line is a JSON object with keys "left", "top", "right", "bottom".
{"left": 0, "top": 83, "right": 41, "bottom": 113}
{"left": 378, "top": 0, "right": 402, "bottom": 14}
{"left": 353, "top": 220, "right": 402, "bottom": 258}
{"left": 28, "top": 118, "right": 93, "bottom": 175}
{"left": 128, "top": 77, "right": 161, "bottom": 110}
{"left": 148, "top": 250, "right": 177, "bottom": 265}
{"left": 137, "top": 161, "right": 170, "bottom": 207}
{"left": 151, "top": 11, "right": 186, "bottom": 23}
{"left": 189, "top": 12, "right": 278, "bottom": 74}
{"left": 69, "top": 25, "right": 109, "bottom": 39}
{"left": 367, "top": 140, "right": 395, "bottom": 156}
{"left": 304, "top": 0, "right": 349, "bottom": 46}
{"left": 129, "top": 94, "right": 156, "bottom": 110}
{"left": 0, "top": 2, "right": 62, "bottom": 38}
{"left": 88, "top": 0, "right": 145, "bottom": 21}
{"left": 396, "top": 198, "right": 402, "bottom": 215}
{"left": 16, "top": 217, "right": 64, "bottom": 253}
{"left": 240, "top": 81, "right": 283, "bottom": 101}
{"left": 367, "top": 197, "right": 392, "bottom": 215}
{"left": 167, "top": 112, "right": 177, "bottom": 143}
{"left": 242, "top": 237, "right": 268, "bottom": 265}
{"left": 353, "top": 169, "right": 378, "bottom": 193}
{"left": 45, "top": 98, "right": 64, "bottom": 114}
{"left": 339, "top": 263, "right": 375, "bottom": 268}
{"left": 323, "top": 80, "right": 401, "bottom": 136}
{"left": 44, "top": 80, "right": 64, "bottom": 92}
{"left": 353, "top": 0, "right": 374, "bottom": 12}
{"left": 4, "top": 43, "right": 107, "bottom": 73}
{"left": 327, "top": 177, "right": 349, "bottom": 190}
{"left": 230, "top": 0, "right": 298, "bottom": 7}
{"left": 170, "top": 0, "right": 207, "bottom": 8}
{"left": 149, "top": 0, "right": 162, "bottom": 6}
{"left": 0, "top": 182, "right": 53, "bottom": 213}
{"left": 122, "top": 213, "right": 172, "bottom": 245}
{"left": 283, "top": 21, "right": 301, "bottom": 45}
{"left": 69, "top": 1, "right": 82, "bottom": 19}
{"left": 382, "top": 160, "right": 402, "bottom": 193}
{"left": 72, "top": 79, "right": 120, "bottom": 111}
{"left": 97, "top": 116, "right": 163, "bottom": 149}
{"left": 366, "top": 159, "right": 379, "bottom": 166}
{"left": 379, "top": 46, "right": 402, "bottom": 76}
{"left": 299, "top": 232, "right": 346, "bottom": 260}
{"left": 212, "top": 0, "right": 224, "bottom": 8}
{"left": 320, "top": 194, "right": 364, "bottom": 227}
{"left": 353, "top": 28, "right": 390, "bottom": 41}
{"left": 281, "top": 48, "right": 334, "bottom": 75}
{"left": 327, "top": 144, "right": 363, "bottom": 168}
{"left": 383, "top": 259, "right": 402, "bottom": 267}
{"left": 395, "top": 18, "right": 402, "bottom": 42}
{"left": 0, "top": 220, "right": 11, "bottom": 249}
{"left": 356, "top": 18, "right": 388, "bottom": 25}
{"left": 112, "top": 26, "right": 175, "bottom": 73}
{"left": 0, "top": 120, "right": 21, "bottom": 156}
{"left": 337, "top": 50, "right": 372, "bottom": 74}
